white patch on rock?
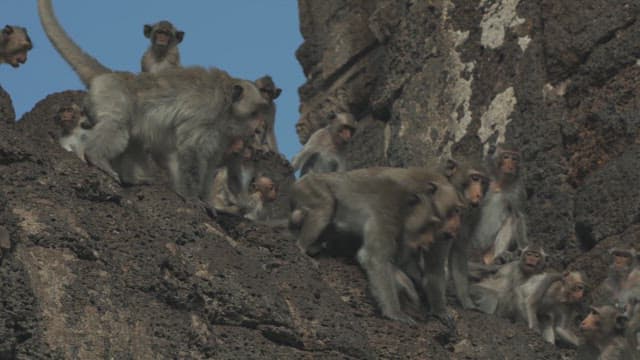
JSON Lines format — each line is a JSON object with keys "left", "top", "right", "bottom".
{"left": 478, "top": 87, "right": 517, "bottom": 154}
{"left": 448, "top": 30, "right": 475, "bottom": 144}
{"left": 480, "top": 0, "right": 525, "bottom": 49}
{"left": 518, "top": 35, "right": 531, "bottom": 52}
{"left": 636, "top": 59, "right": 640, "bottom": 66}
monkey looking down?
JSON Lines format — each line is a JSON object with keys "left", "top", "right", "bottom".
{"left": 0, "top": 25, "right": 32, "bottom": 68}
{"left": 141, "top": 20, "right": 184, "bottom": 73}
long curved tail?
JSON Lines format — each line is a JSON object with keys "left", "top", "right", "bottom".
{"left": 37, "top": 0, "right": 111, "bottom": 87}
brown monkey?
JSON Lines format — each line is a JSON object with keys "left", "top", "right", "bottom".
{"left": 592, "top": 248, "right": 638, "bottom": 306}
{"left": 243, "top": 176, "right": 278, "bottom": 221}
{"left": 55, "top": 103, "right": 92, "bottom": 160}
{"left": 471, "top": 245, "right": 547, "bottom": 316}
{"left": 141, "top": 20, "right": 184, "bottom": 73}
{"left": 253, "top": 75, "right": 282, "bottom": 152}
{"left": 0, "top": 25, "right": 32, "bottom": 68}
{"left": 291, "top": 112, "right": 356, "bottom": 177}
{"left": 579, "top": 305, "right": 633, "bottom": 359}
{"left": 516, "top": 271, "right": 586, "bottom": 346}
{"left": 289, "top": 171, "right": 461, "bottom": 324}
{"left": 39, "top": 0, "right": 269, "bottom": 203}
{"left": 472, "top": 144, "right": 528, "bottom": 265}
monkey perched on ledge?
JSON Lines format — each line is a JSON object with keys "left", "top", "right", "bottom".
{"left": 141, "top": 20, "right": 184, "bottom": 73}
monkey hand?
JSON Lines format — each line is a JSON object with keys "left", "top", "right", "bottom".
{"left": 432, "top": 311, "right": 456, "bottom": 332}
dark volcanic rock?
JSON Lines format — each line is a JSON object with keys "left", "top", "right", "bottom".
{"left": 0, "top": 85, "right": 15, "bottom": 124}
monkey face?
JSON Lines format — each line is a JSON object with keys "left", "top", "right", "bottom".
{"left": 154, "top": 30, "right": 171, "bottom": 46}
{"left": 568, "top": 282, "right": 585, "bottom": 303}
{"left": 2, "top": 26, "right": 32, "bottom": 68}
{"left": 254, "top": 177, "right": 277, "bottom": 203}
{"left": 335, "top": 126, "right": 354, "bottom": 146}
{"left": 499, "top": 152, "right": 520, "bottom": 175}
{"left": 613, "top": 252, "right": 633, "bottom": 272}
{"left": 580, "top": 309, "right": 601, "bottom": 333}
{"left": 521, "top": 250, "right": 543, "bottom": 273}
{"left": 440, "top": 207, "right": 462, "bottom": 239}
{"left": 465, "top": 172, "right": 488, "bottom": 206}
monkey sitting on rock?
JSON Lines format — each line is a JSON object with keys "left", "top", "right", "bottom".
{"left": 141, "top": 20, "right": 184, "bottom": 73}
{"left": 55, "top": 103, "right": 92, "bottom": 160}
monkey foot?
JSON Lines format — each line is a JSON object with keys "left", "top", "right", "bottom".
{"left": 431, "top": 312, "right": 456, "bottom": 332}
{"left": 384, "top": 311, "right": 417, "bottom": 325}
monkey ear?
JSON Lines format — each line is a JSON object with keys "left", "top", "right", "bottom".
{"left": 176, "top": 31, "right": 185, "bottom": 43}
{"left": 143, "top": 24, "right": 153, "bottom": 38}
{"left": 444, "top": 159, "right": 458, "bottom": 178}
{"left": 273, "top": 88, "right": 282, "bottom": 99}
{"left": 231, "top": 84, "right": 244, "bottom": 102}
{"left": 327, "top": 111, "right": 337, "bottom": 120}
{"left": 3, "top": 25, "right": 13, "bottom": 35}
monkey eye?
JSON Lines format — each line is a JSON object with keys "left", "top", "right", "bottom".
{"left": 470, "top": 174, "right": 482, "bottom": 182}
{"left": 573, "top": 284, "right": 585, "bottom": 292}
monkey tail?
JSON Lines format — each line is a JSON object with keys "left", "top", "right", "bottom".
{"left": 38, "top": 0, "right": 111, "bottom": 87}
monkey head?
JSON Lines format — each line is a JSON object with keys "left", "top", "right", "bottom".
{"left": 402, "top": 192, "right": 443, "bottom": 252}
{"left": 443, "top": 158, "right": 489, "bottom": 207}
{"left": 560, "top": 271, "right": 586, "bottom": 304}
{"left": 251, "top": 176, "right": 278, "bottom": 203}
{"left": 144, "top": 20, "right": 184, "bottom": 49}
{"left": 427, "top": 180, "right": 466, "bottom": 240}
{"left": 295, "top": 120, "right": 312, "bottom": 144}
{"left": 328, "top": 112, "right": 356, "bottom": 147}
{"left": 492, "top": 144, "right": 521, "bottom": 180}
{"left": 609, "top": 248, "right": 637, "bottom": 275}
{"left": 519, "top": 245, "right": 546, "bottom": 275}
{"left": 580, "top": 305, "right": 628, "bottom": 339}
{"left": 55, "top": 103, "right": 83, "bottom": 133}
{"left": 1, "top": 25, "right": 32, "bottom": 68}
{"left": 229, "top": 80, "right": 270, "bottom": 136}
{"left": 255, "top": 75, "right": 282, "bottom": 102}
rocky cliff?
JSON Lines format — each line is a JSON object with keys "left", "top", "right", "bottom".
{"left": 0, "top": 0, "right": 638, "bottom": 358}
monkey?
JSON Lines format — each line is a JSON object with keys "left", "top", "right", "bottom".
{"left": 291, "top": 112, "right": 356, "bottom": 177}
{"left": 471, "top": 245, "right": 548, "bottom": 316}
{"left": 346, "top": 160, "right": 489, "bottom": 311}
{"left": 141, "top": 20, "right": 184, "bottom": 73}
{"left": 472, "top": 144, "right": 528, "bottom": 265}
{"left": 211, "top": 138, "right": 256, "bottom": 215}
{"left": 55, "top": 103, "right": 92, "bottom": 160}
{"left": 578, "top": 305, "right": 633, "bottom": 360}
{"left": 516, "top": 270, "right": 586, "bottom": 346}
{"left": 592, "top": 248, "right": 638, "bottom": 306}
{"left": 39, "top": 0, "right": 269, "bottom": 204}
{"left": 289, "top": 170, "right": 463, "bottom": 324}
{"left": 243, "top": 176, "right": 278, "bottom": 221}
{"left": 253, "top": 75, "right": 282, "bottom": 153}
{"left": 0, "top": 25, "right": 32, "bottom": 68}
{"left": 623, "top": 297, "right": 640, "bottom": 355}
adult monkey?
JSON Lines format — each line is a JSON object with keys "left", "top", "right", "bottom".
{"left": 38, "top": 0, "right": 268, "bottom": 202}
{"left": 472, "top": 144, "right": 528, "bottom": 265}
{"left": 348, "top": 159, "right": 489, "bottom": 310}
{"left": 592, "top": 248, "right": 638, "bottom": 306}
{"left": 141, "top": 20, "right": 184, "bottom": 73}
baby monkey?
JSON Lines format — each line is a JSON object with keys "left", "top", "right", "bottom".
{"left": 244, "top": 176, "right": 278, "bottom": 221}
{"left": 55, "top": 103, "right": 92, "bottom": 160}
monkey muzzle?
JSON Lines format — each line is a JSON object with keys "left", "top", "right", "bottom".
{"left": 154, "top": 32, "right": 170, "bottom": 46}
{"left": 9, "top": 52, "right": 28, "bottom": 67}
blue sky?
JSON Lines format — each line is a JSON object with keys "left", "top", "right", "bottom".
{"left": 1, "top": 1, "right": 305, "bottom": 160}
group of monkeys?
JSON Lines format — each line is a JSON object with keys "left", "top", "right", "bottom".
{"left": 1, "top": 1, "right": 637, "bottom": 358}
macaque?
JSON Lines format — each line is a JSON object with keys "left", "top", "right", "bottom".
{"left": 211, "top": 138, "right": 255, "bottom": 214}
{"left": 289, "top": 171, "right": 462, "bottom": 324}
{"left": 516, "top": 271, "right": 586, "bottom": 346}
{"left": 39, "top": 0, "right": 269, "bottom": 203}
{"left": 472, "top": 144, "right": 528, "bottom": 265}
{"left": 141, "top": 20, "right": 184, "bottom": 73}
{"left": 253, "top": 75, "right": 281, "bottom": 152}
{"left": 471, "top": 245, "right": 547, "bottom": 316}
{"left": 624, "top": 297, "right": 640, "bottom": 354}
{"left": 0, "top": 25, "right": 32, "bottom": 68}
{"left": 55, "top": 103, "right": 91, "bottom": 160}
{"left": 243, "top": 176, "right": 278, "bottom": 221}
{"left": 592, "top": 248, "right": 638, "bottom": 306}
{"left": 291, "top": 112, "right": 356, "bottom": 177}
{"left": 579, "top": 305, "right": 633, "bottom": 359}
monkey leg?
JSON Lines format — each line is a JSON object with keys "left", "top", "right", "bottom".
{"left": 357, "top": 222, "right": 415, "bottom": 325}
{"left": 422, "top": 239, "right": 454, "bottom": 328}
{"left": 296, "top": 205, "right": 333, "bottom": 256}
{"left": 449, "top": 237, "right": 477, "bottom": 309}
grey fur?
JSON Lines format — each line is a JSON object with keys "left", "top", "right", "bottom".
{"left": 141, "top": 20, "right": 184, "bottom": 73}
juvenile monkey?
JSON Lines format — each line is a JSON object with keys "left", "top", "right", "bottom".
{"left": 472, "top": 144, "right": 528, "bottom": 265}
{"left": 253, "top": 75, "right": 282, "bottom": 152}
{"left": 141, "top": 20, "right": 184, "bottom": 73}
{"left": 291, "top": 112, "right": 356, "bottom": 177}
{"left": 39, "top": 0, "right": 268, "bottom": 203}
{"left": 243, "top": 176, "right": 278, "bottom": 221}
{"left": 0, "top": 25, "right": 32, "bottom": 68}
{"left": 579, "top": 305, "right": 633, "bottom": 359}
{"left": 516, "top": 270, "right": 586, "bottom": 346}
{"left": 471, "top": 245, "right": 547, "bottom": 316}
{"left": 592, "top": 248, "right": 638, "bottom": 306}
{"left": 211, "top": 138, "right": 256, "bottom": 215}
{"left": 55, "top": 103, "right": 91, "bottom": 160}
